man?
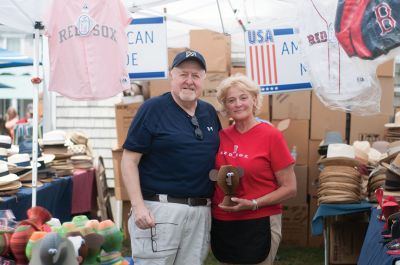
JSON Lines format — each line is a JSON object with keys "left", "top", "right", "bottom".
{"left": 121, "top": 50, "right": 221, "bottom": 265}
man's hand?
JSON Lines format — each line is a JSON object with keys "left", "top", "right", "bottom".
{"left": 133, "top": 204, "right": 155, "bottom": 229}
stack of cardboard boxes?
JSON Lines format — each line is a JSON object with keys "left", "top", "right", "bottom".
{"left": 112, "top": 28, "right": 396, "bottom": 260}
{"left": 306, "top": 60, "right": 395, "bottom": 264}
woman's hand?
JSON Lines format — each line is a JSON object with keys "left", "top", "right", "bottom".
{"left": 218, "top": 197, "right": 254, "bottom": 212}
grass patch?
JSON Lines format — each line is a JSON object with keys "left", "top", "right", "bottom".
{"left": 122, "top": 239, "right": 324, "bottom": 265}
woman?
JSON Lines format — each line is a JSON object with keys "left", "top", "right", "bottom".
{"left": 211, "top": 75, "right": 297, "bottom": 265}
{"left": 5, "top": 106, "right": 18, "bottom": 141}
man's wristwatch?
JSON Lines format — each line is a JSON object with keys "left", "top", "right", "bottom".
{"left": 251, "top": 199, "right": 259, "bottom": 211}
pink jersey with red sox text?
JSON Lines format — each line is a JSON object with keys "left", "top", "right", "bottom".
{"left": 44, "top": 0, "right": 132, "bottom": 100}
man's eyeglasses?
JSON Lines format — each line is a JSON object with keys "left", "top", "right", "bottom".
{"left": 150, "top": 222, "right": 178, "bottom": 253}
{"left": 190, "top": 115, "right": 203, "bottom": 140}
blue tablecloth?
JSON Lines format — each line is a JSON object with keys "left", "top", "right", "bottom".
{"left": 0, "top": 177, "right": 73, "bottom": 222}
{"left": 312, "top": 202, "right": 372, "bottom": 235}
{"left": 358, "top": 208, "right": 400, "bottom": 265}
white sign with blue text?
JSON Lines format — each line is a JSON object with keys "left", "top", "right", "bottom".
{"left": 126, "top": 17, "right": 168, "bottom": 80}
{"left": 245, "top": 28, "right": 312, "bottom": 94}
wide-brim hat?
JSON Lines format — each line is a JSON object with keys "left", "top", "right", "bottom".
{"left": 384, "top": 169, "right": 400, "bottom": 191}
{"left": 318, "top": 156, "right": 361, "bottom": 167}
{"left": 69, "top": 132, "right": 88, "bottom": 145}
{"left": 382, "top": 160, "right": 400, "bottom": 176}
{"left": 8, "top": 154, "right": 40, "bottom": 170}
{"left": 320, "top": 169, "right": 361, "bottom": 178}
{"left": 319, "top": 175, "right": 361, "bottom": 186}
{"left": 0, "top": 135, "right": 12, "bottom": 149}
{"left": 0, "top": 180, "right": 21, "bottom": 191}
{"left": 317, "top": 187, "right": 361, "bottom": 198}
{"left": 380, "top": 141, "right": 400, "bottom": 165}
{"left": 318, "top": 144, "right": 361, "bottom": 166}
{"left": 318, "top": 195, "right": 360, "bottom": 204}
{"left": 0, "top": 173, "right": 19, "bottom": 187}
{"left": 40, "top": 130, "right": 67, "bottom": 146}
{"left": 38, "top": 154, "right": 56, "bottom": 165}
{"left": 21, "top": 181, "right": 43, "bottom": 188}
{"left": 321, "top": 165, "right": 360, "bottom": 174}
{"left": 318, "top": 182, "right": 361, "bottom": 194}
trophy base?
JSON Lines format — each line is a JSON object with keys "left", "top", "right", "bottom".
{"left": 221, "top": 196, "right": 237, "bottom": 207}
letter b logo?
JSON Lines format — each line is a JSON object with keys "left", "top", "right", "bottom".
{"left": 375, "top": 3, "right": 396, "bottom": 36}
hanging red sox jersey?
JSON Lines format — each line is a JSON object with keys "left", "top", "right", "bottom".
{"left": 43, "top": 0, "right": 132, "bottom": 100}
{"left": 297, "top": 0, "right": 380, "bottom": 115}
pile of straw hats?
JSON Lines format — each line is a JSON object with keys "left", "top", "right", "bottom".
{"left": 317, "top": 144, "right": 363, "bottom": 204}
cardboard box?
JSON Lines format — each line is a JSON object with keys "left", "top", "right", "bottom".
{"left": 272, "top": 119, "right": 310, "bottom": 165}
{"left": 111, "top": 148, "right": 129, "bottom": 201}
{"left": 258, "top": 95, "right": 270, "bottom": 121}
{"left": 148, "top": 79, "right": 170, "bottom": 97}
{"left": 350, "top": 113, "right": 390, "bottom": 144}
{"left": 272, "top": 91, "right": 311, "bottom": 120}
{"left": 310, "top": 92, "right": 346, "bottom": 140}
{"left": 190, "top": 29, "right": 231, "bottom": 72}
{"left": 308, "top": 195, "right": 324, "bottom": 247}
{"left": 230, "top": 66, "right": 246, "bottom": 76}
{"left": 281, "top": 204, "right": 308, "bottom": 247}
{"left": 379, "top": 76, "right": 394, "bottom": 115}
{"left": 115, "top": 102, "right": 142, "bottom": 148}
{"left": 308, "top": 140, "right": 322, "bottom": 196}
{"left": 376, "top": 59, "right": 394, "bottom": 77}
{"left": 284, "top": 165, "right": 308, "bottom": 205}
{"left": 168, "top": 47, "right": 187, "bottom": 66}
{"left": 329, "top": 219, "right": 368, "bottom": 264}
{"left": 203, "top": 72, "right": 229, "bottom": 96}
{"left": 200, "top": 96, "right": 231, "bottom": 129}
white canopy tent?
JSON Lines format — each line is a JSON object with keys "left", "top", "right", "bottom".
{"left": 0, "top": 0, "right": 52, "bottom": 207}
{"left": 0, "top": 0, "right": 298, "bottom": 207}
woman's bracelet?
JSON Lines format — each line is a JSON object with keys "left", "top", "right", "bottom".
{"left": 251, "top": 199, "right": 259, "bottom": 211}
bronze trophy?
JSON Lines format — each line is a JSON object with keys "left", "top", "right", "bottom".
{"left": 209, "top": 165, "right": 244, "bottom": 206}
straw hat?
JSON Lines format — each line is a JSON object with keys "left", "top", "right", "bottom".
{"left": 38, "top": 154, "right": 55, "bottom": 165}
{"left": 319, "top": 175, "right": 361, "bottom": 186}
{"left": 318, "top": 131, "right": 343, "bottom": 156}
{"left": 41, "top": 130, "right": 67, "bottom": 146}
{"left": 8, "top": 154, "right": 40, "bottom": 170}
{"left": 0, "top": 148, "right": 8, "bottom": 162}
{"left": 0, "top": 161, "right": 19, "bottom": 187}
{"left": 318, "top": 144, "right": 361, "bottom": 167}
{"left": 380, "top": 141, "right": 400, "bottom": 164}
{"left": 318, "top": 195, "right": 360, "bottom": 204}
{"left": 384, "top": 170, "right": 400, "bottom": 191}
{"left": 0, "top": 135, "right": 12, "bottom": 149}
{"left": 69, "top": 131, "right": 88, "bottom": 145}
{"left": 0, "top": 180, "right": 22, "bottom": 191}
{"left": 382, "top": 153, "right": 400, "bottom": 176}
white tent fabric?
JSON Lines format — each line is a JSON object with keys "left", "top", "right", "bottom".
{"left": 0, "top": 0, "right": 299, "bottom": 207}
{"left": 0, "top": 0, "right": 51, "bottom": 33}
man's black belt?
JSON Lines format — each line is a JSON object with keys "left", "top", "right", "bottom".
{"left": 143, "top": 194, "right": 210, "bottom": 206}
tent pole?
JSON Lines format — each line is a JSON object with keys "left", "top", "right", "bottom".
{"left": 31, "top": 21, "right": 43, "bottom": 208}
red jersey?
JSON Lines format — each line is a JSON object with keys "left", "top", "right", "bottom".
{"left": 212, "top": 122, "right": 294, "bottom": 221}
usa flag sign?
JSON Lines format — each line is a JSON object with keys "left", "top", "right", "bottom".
{"left": 245, "top": 28, "right": 312, "bottom": 94}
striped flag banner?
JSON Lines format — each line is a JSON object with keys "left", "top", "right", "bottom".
{"left": 245, "top": 28, "right": 312, "bottom": 94}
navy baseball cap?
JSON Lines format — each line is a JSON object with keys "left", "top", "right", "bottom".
{"left": 171, "top": 50, "right": 207, "bottom": 71}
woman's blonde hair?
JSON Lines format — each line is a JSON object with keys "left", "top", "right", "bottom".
{"left": 216, "top": 74, "right": 263, "bottom": 116}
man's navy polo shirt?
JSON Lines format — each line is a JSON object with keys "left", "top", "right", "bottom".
{"left": 123, "top": 92, "right": 221, "bottom": 198}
